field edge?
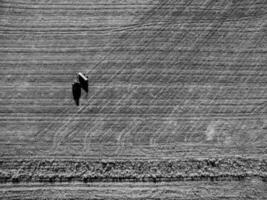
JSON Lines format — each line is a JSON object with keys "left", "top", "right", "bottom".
{"left": 0, "top": 157, "right": 266, "bottom": 184}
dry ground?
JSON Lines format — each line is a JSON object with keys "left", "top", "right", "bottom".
{"left": 0, "top": 0, "right": 266, "bottom": 199}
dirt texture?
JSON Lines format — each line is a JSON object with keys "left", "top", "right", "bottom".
{"left": 0, "top": 0, "right": 266, "bottom": 199}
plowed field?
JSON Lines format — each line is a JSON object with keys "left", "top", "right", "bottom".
{"left": 0, "top": 0, "right": 266, "bottom": 199}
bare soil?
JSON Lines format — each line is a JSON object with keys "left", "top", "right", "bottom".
{"left": 0, "top": 0, "right": 266, "bottom": 199}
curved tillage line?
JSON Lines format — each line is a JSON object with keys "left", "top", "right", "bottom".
{"left": 80, "top": 39, "right": 154, "bottom": 154}
{"left": 184, "top": 85, "right": 225, "bottom": 143}
{"left": 51, "top": 68, "right": 122, "bottom": 151}
{"left": 151, "top": 77, "right": 197, "bottom": 145}
{"left": 35, "top": 0, "right": 162, "bottom": 143}
{"left": 142, "top": 0, "right": 201, "bottom": 148}
{"left": 139, "top": 30, "right": 200, "bottom": 146}
{"left": 33, "top": 45, "right": 112, "bottom": 138}
{"left": 82, "top": 119, "right": 106, "bottom": 153}
{"left": 145, "top": 35, "right": 196, "bottom": 146}
{"left": 78, "top": 24, "right": 157, "bottom": 151}
{"left": 193, "top": 16, "right": 264, "bottom": 144}
{"left": 155, "top": 105, "right": 181, "bottom": 145}
{"left": 111, "top": 39, "right": 168, "bottom": 147}
{"left": 38, "top": 17, "right": 130, "bottom": 152}
{"left": 51, "top": 27, "right": 146, "bottom": 151}
{"left": 79, "top": 39, "right": 178, "bottom": 153}
{"left": 151, "top": 104, "right": 181, "bottom": 149}
{"left": 71, "top": 93, "right": 123, "bottom": 153}
{"left": 82, "top": 116, "right": 122, "bottom": 154}
{"left": 77, "top": 88, "right": 127, "bottom": 148}
{"left": 33, "top": 12, "right": 134, "bottom": 138}
{"left": 162, "top": 0, "right": 229, "bottom": 73}
{"left": 93, "top": 89, "right": 135, "bottom": 142}
{"left": 112, "top": 9, "right": 182, "bottom": 154}
{"left": 184, "top": 0, "right": 247, "bottom": 60}
{"left": 34, "top": 23, "right": 131, "bottom": 139}
{"left": 224, "top": 16, "right": 265, "bottom": 115}
{"left": 127, "top": 91, "right": 169, "bottom": 152}
{"left": 115, "top": 117, "right": 145, "bottom": 155}
{"left": 188, "top": 5, "right": 267, "bottom": 144}
{"left": 50, "top": 58, "right": 133, "bottom": 151}
{"left": 127, "top": 70, "right": 169, "bottom": 153}
{"left": 151, "top": 0, "right": 243, "bottom": 144}
{"left": 46, "top": 58, "right": 116, "bottom": 149}
{"left": 100, "top": 86, "right": 140, "bottom": 154}
{"left": 49, "top": 1, "right": 172, "bottom": 153}
{"left": 118, "top": 0, "right": 197, "bottom": 153}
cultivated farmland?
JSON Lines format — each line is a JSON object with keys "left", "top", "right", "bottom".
{"left": 0, "top": 0, "right": 266, "bottom": 199}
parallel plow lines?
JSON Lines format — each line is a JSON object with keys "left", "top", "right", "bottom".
{"left": 0, "top": 0, "right": 266, "bottom": 163}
